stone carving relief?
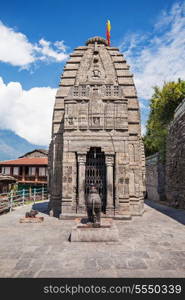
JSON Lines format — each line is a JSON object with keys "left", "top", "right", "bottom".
{"left": 89, "top": 98, "right": 104, "bottom": 129}
{"left": 79, "top": 101, "right": 88, "bottom": 129}
{"left": 105, "top": 102, "right": 114, "bottom": 129}
{"left": 129, "top": 170, "right": 135, "bottom": 195}
{"left": 64, "top": 102, "right": 77, "bottom": 129}
{"left": 92, "top": 69, "right": 101, "bottom": 79}
{"left": 129, "top": 144, "right": 135, "bottom": 162}
{"left": 72, "top": 85, "right": 90, "bottom": 97}
{"left": 87, "top": 47, "right": 106, "bottom": 82}
{"left": 118, "top": 165, "right": 129, "bottom": 197}
{"left": 77, "top": 154, "right": 86, "bottom": 164}
{"left": 105, "top": 154, "right": 114, "bottom": 166}
{"left": 65, "top": 84, "right": 127, "bottom": 131}
{"left": 115, "top": 102, "right": 127, "bottom": 129}
{"left": 63, "top": 165, "right": 73, "bottom": 197}
{"left": 118, "top": 153, "right": 125, "bottom": 164}
{"left": 129, "top": 143, "right": 140, "bottom": 163}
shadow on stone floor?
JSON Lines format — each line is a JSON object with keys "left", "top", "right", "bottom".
{"left": 145, "top": 199, "right": 185, "bottom": 225}
{"left": 32, "top": 201, "right": 49, "bottom": 216}
{"left": 31, "top": 199, "right": 185, "bottom": 226}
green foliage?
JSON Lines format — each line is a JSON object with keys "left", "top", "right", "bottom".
{"left": 144, "top": 79, "right": 185, "bottom": 160}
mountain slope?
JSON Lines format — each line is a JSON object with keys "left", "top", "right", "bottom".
{"left": 0, "top": 130, "right": 48, "bottom": 161}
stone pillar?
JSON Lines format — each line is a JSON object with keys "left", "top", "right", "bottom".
{"left": 77, "top": 153, "right": 86, "bottom": 212}
{"left": 105, "top": 154, "right": 114, "bottom": 214}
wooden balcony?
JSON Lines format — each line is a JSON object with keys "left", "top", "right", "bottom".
{"left": 13, "top": 175, "right": 47, "bottom": 184}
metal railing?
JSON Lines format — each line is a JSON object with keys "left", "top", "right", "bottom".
{"left": 0, "top": 187, "right": 48, "bottom": 214}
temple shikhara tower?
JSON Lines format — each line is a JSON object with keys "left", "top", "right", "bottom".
{"left": 48, "top": 36, "right": 145, "bottom": 218}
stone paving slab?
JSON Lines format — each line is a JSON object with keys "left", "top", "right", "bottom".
{"left": 0, "top": 200, "right": 185, "bottom": 278}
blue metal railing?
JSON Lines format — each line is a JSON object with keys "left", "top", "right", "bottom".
{"left": 0, "top": 187, "right": 48, "bottom": 214}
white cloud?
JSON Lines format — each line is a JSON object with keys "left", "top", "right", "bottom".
{"left": 0, "top": 21, "right": 69, "bottom": 68}
{"left": 141, "top": 124, "right": 146, "bottom": 136}
{"left": 120, "top": 1, "right": 185, "bottom": 100}
{"left": 36, "top": 39, "right": 68, "bottom": 62}
{"left": 0, "top": 21, "right": 34, "bottom": 67}
{"left": 0, "top": 77, "right": 56, "bottom": 145}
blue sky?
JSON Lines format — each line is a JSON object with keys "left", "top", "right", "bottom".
{"left": 0, "top": 0, "right": 184, "bottom": 145}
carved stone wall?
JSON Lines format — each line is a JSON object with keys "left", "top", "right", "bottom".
{"left": 166, "top": 99, "right": 185, "bottom": 208}
{"left": 48, "top": 36, "right": 145, "bottom": 218}
{"left": 146, "top": 153, "right": 165, "bottom": 202}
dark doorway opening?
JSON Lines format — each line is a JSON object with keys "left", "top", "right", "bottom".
{"left": 85, "top": 147, "right": 106, "bottom": 212}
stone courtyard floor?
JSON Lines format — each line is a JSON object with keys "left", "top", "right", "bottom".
{"left": 0, "top": 200, "right": 185, "bottom": 278}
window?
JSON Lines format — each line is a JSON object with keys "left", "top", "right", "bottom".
{"left": 39, "top": 167, "right": 47, "bottom": 176}
{"left": 28, "top": 167, "right": 36, "bottom": 176}
{"left": 81, "top": 85, "right": 86, "bottom": 97}
{"left": 25, "top": 166, "right": 29, "bottom": 175}
{"left": 13, "top": 167, "right": 19, "bottom": 175}
{"left": 106, "top": 85, "right": 111, "bottom": 96}
{"left": 4, "top": 167, "right": 10, "bottom": 175}
{"left": 114, "top": 86, "right": 119, "bottom": 96}
{"left": 73, "top": 86, "right": 78, "bottom": 97}
{"left": 19, "top": 167, "right": 23, "bottom": 176}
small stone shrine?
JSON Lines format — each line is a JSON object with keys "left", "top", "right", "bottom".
{"left": 48, "top": 36, "right": 146, "bottom": 219}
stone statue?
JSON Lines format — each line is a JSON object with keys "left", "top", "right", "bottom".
{"left": 86, "top": 184, "right": 101, "bottom": 226}
{"left": 25, "top": 209, "right": 38, "bottom": 218}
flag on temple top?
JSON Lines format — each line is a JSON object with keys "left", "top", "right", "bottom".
{"left": 106, "top": 20, "right": 111, "bottom": 46}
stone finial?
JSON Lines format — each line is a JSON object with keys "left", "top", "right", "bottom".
{"left": 86, "top": 36, "right": 108, "bottom": 46}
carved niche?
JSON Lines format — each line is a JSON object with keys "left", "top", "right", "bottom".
{"left": 63, "top": 165, "right": 73, "bottom": 197}
{"left": 105, "top": 101, "right": 114, "bottom": 129}
{"left": 78, "top": 100, "right": 88, "bottom": 129}
{"left": 115, "top": 101, "right": 127, "bottom": 129}
{"left": 89, "top": 97, "right": 104, "bottom": 129}
{"left": 64, "top": 101, "right": 78, "bottom": 129}
{"left": 87, "top": 49, "right": 106, "bottom": 83}
{"left": 129, "top": 143, "right": 140, "bottom": 163}
{"left": 117, "top": 154, "right": 130, "bottom": 198}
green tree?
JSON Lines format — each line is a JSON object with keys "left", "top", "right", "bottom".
{"left": 144, "top": 79, "right": 185, "bottom": 160}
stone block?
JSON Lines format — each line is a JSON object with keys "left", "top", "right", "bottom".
{"left": 56, "top": 87, "right": 70, "bottom": 97}
{"left": 68, "top": 56, "right": 82, "bottom": 63}
{"left": 128, "top": 98, "right": 139, "bottom": 109}
{"left": 64, "top": 63, "right": 79, "bottom": 70}
{"left": 112, "top": 56, "right": 126, "bottom": 63}
{"left": 60, "top": 78, "right": 75, "bottom": 86}
{"left": 128, "top": 123, "right": 140, "bottom": 134}
{"left": 114, "top": 63, "right": 129, "bottom": 69}
{"left": 118, "top": 77, "right": 134, "bottom": 85}
{"left": 116, "top": 69, "right": 132, "bottom": 77}
{"left": 19, "top": 217, "right": 44, "bottom": 223}
{"left": 128, "top": 110, "right": 139, "bottom": 122}
{"left": 70, "top": 219, "right": 119, "bottom": 242}
{"left": 62, "top": 70, "right": 77, "bottom": 78}
{"left": 123, "top": 86, "right": 137, "bottom": 97}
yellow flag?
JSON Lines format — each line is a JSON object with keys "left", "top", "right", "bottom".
{"left": 107, "top": 20, "right": 111, "bottom": 32}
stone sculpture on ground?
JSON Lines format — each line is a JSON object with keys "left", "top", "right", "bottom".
{"left": 86, "top": 185, "right": 101, "bottom": 226}
{"left": 19, "top": 209, "right": 44, "bottom": 223}
{"left": 25, "top": 209, "right": 38, "bottom": 218}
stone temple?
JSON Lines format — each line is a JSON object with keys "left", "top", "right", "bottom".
{"left": 48, "top": 36, "right": 146, "bottom": 219}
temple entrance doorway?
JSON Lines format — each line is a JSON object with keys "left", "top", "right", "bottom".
{"left": 85, "top": 147, "right": 106, "bottom": 212}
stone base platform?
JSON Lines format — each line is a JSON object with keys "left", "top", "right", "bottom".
{"left": 60, "top": 213, "right": 131, "bottom": 220}
{"left": 19, "top": 217, "right": 44, "bottom": 223}
{"left": 70, "top": 218, "right": 120, "bottom": 242}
